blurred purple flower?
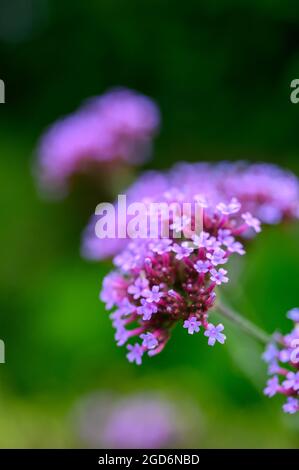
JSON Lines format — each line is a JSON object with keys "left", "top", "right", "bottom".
{"left": 74, "top": 392, "right": 196, "bottom": 449}
{"left": 35, "top": 88, "right": 160, "bottom": 197}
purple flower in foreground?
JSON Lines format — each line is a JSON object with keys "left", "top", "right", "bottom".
{"left": 183, "top": 317, "right": 201, "bottom": 335}
{"left": 100, "top": 198, "right": 250, "bottom": 363}
{"left": 204, "top": 323, "right": 226, "bottom": 346}
{"left": 126, "top": 343, "right": 144, "bottom": 365}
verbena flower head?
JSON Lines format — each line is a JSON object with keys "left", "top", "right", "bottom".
{"left": 100, "top": 197, "right": 258, "bottom": 364}
{"left": 83, "top": 161, "right": 299, "bottom": 260}
{"left": 35, "top": 88, "right": 160, "bottom": 197}
{"left": 262, "top": 309, "right": 299, "bottom": 414}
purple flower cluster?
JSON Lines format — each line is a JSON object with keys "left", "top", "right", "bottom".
{"left": 36, "top": 88, "right": 160, "bottom": 196}
{"left": 263, "top": 308, "right": 299, "bottom": 414}
{"left": 100, "top": 198, "right": 260, "bottom": 364}
{"left": 83, "top": 161, "right": 299, "bottom": 260}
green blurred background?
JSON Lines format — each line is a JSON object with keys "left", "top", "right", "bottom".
{"left": 1, "top": 0, "right": 299, "bottom": 448}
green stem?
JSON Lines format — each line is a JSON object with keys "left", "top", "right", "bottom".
{"left": 215, "top": 300, "right": 272, "bottom": 345}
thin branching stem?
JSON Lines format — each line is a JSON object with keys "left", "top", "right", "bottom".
{"left": 216, "top": 300, "right": 272, "bottom": 345}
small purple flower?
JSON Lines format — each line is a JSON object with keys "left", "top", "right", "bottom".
{"left": 140, "top": 332, "right": 158, "bottom": 350}
{"left": 150, "top": 239, "right": 173, "bottom": 255}
{"left": 194, "top": 260, "right": 211, "bottom": 274}
{"left": 183, "top": 316, "right": 201, "bottom": 335}
{"left": 128, "top": 277, "right": 149, "bottom": 300}
{"left": 279, "top": 348, "right": 291, "bottom": 363}
{"left": 217, "top": 229, "right": 232, "bottom": 244}
{"left": 242, "top": 212, "right": 261, "bottom": 233}
{"left": 283, "top": 397, "right": 299, "bottom": 414}
{"left": 100, "top": 272, "right": 128, "bottom": 309}
{"left": 217, "top": 198, "right": 241, "bottom": 215}
{"left": 206, "top": 248, "right": 227, "bottom": 266}
{"left": 264, "top": 376, "right": 280, "bottom": 397}
{"left": 144, "top": 285, "right": 163, "bottom": 303}
{"left": 137, "top": 299, "right": 158, "bottom": 321}
{"left": 282, "top": 371, "right": 299, "bottom": 391}
{"left": 172, "top": 242, "right": 193, "bottom": 260}
{"left": 126, "top": 343, "right": 144, "bottom": 365}
{"left": 192, "top": 232, "right": 211, "bottom": 249}
{"left": 225, "top": 239, "right": 245, "bottom": 255}
{"left": 204, "top": 323, "right": 226, "bottom": 346}
{"left": 118, "top": 299, "right": 136, "bottom": 315}
{"left": 287, "top": 308, "right": 299, "bottom": 322}
{"left": 210, "top": 268, "right": 229, "bottom": 285}
{"left": 268, "top": 361, "right": 280, "bottom": 375}
{"left": 262, "top": 310, "right": 299, "bottom": 415}
{"left": 207, "top": 236, "right": 221, "bottom": 250}
{"left": 262, "top": 343, "right": 279, "bottom": 363}
{"left": 115, "top": 327, "right": 130, "bottom": 346}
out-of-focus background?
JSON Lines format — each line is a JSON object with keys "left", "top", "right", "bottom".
{"left": 1, "top": 0, "right": 299, "bottom": 448}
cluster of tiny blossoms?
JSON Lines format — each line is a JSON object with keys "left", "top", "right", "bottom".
{"left": 263, "top": 308, "right": 299, "bottom": 414}
{"left": 100, "top": 198, "right": 261, "bottom": 365}
{"left": 83, "top": 161, "right": 299, "bottom": 260}
{"left": 36, "top": 88, "right": 160, "bottom": 197}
